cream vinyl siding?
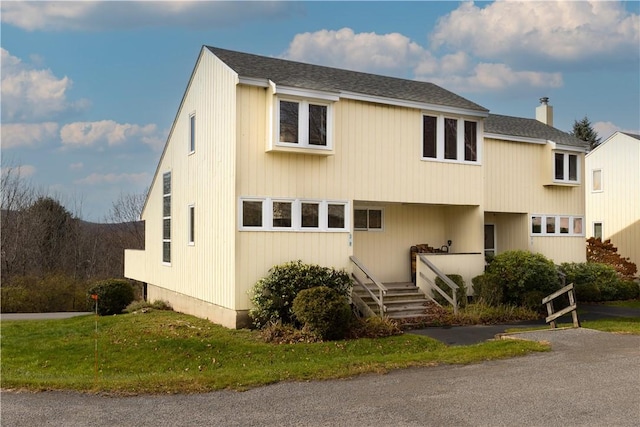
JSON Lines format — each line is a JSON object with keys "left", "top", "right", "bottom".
{"left": 125, "top": 49, "right": 239, "bottom": 310}
{"left": 586, "top": 133, "right": 640, "bottom": 267}
{"left": 529, "top": 237, "right": 586, "bottom": 263}
{"left": 483, "top": 138, "right": 586, "bottom": 263}
{"left": 484, "top": 138, "right": 585, "bottom": 215}
{"left": 353, "top": 204, "right": 484, "bottom": 283}
{"left": 235, "top": 87, "right": 485, "bottom": 290}
{"left": 484, "top": 212, "right": 528, "bottom": 254}
{"left": 236, "top": 90, "right": 484, "bottom": 205}
{"left": 236, "top": 233, "right": 351, "bottom": 309}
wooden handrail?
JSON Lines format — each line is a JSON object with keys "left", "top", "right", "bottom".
{"left": 543, "top": 283, "right": 580, "bottom": 328}
{"left": 350, "top": 256, "right": 387, "bottom": 317}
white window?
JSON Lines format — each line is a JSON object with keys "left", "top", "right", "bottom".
{"left": 592, "top": 169, "right": 602, "bottom": 192}
{"left": 531, "top": 214, "right": 584, "bottom": 236}
{"left": 272, "top": 200, "right": 293, "bottom": 229}
{"left": 241, "top": 199, "right": 264, "bottom": 229}
{"left": 593, "top": 222, "right": 603, "bottom": 239}
{"left": 240, "top": 198, "right": 348, "bottom": 232}
{"left": 162, "top": 172, "right": 171, "bottom": 264}
{"left": 189, "top": 113, "right": 196, "bottom": 154}
{"left": 277, "top": 98, "right": 332, "bottom": 150}
{"left": 188, "top": 204, "right": 195, "bottom": 245}
{"left": 354, "top": 208, "right": 383, "bottom": 231}
{"left": 422, "top": 114, "right": 480, "bottom": 164}
{"left": 554, "top": 152, "right": 579, "bottom": 183}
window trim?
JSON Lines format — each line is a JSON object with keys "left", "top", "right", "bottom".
{"left": 530, "top": 214, "right": 584, "bottom": 236}
{"left": 187, "top": 204, "right": 195, "bottom": 246}
{"left": 591, "top": 168, "right": 603, "bottom": 193}
{"left": 189, "top": 112, "right": 196, "bottom": 155}
{"left": 593, "top": 221, "right": 603, "bottom": 240}
{"left": 353, "top": 207, "right": 384, "bottom": 232}
{"left": 421, "top": 113, "right": 481, "bottom": 164}
{"left": 239, "top": 197, "right": 349, "bottom": 232}
{"left": 553, "top": 151, "right": 580, "bottom": 184}
{"left": 275, "top": 96, "right": 334, "bottom": 151}
{"left": 162, "top": 171, "right": 171, "bottom": 265}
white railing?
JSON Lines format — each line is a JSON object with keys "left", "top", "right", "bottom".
{"left": 417, "top": 254, "right": 459, "bottom": 314}
{"left": 349, "top": 256, "right": 387, "bottom": 317}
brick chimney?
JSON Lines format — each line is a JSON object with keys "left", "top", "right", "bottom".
{"left": 536, "top": 97, "right": 553, "bottom": 127}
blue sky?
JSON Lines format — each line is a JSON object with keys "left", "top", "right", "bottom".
{"left": 2, "top": 1, "right": 639, "bottom": 221}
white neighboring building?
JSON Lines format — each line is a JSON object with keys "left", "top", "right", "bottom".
{"left": 585, "top": 131, "right": 640, "bottom": 268}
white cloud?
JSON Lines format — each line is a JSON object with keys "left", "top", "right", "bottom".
{"left": 69, "top": 162, "right": 84, "bottom": 171}
{"left": 1, "top": 1, "right": 301, "bottom": 31}
{"left": 60, "top": 120, "right": 160, "bottom": 148}
{"left": 283, "top": 28, "right": 434, "bottom": 76}
{"left": 17, "top": 164, "right": 37, "bottom": 178}
{"left": 284, "top": 28, "right": 565, "bottom": 93}
{"left": 431, "top": 0, "right": 640, "bottom": 66}
{"left": 1, "top": 122, "right": 59, "bottom": 149}
{"left": 593, "top": 121, "right": 640, "bottom": 141}
{"left": 1, "top": 48, "right": 88, "bottom": 122}
{"left": 426, "top": 62, "right": 563, "bottom": 94}
{"left": 74, "top": 172, "right": 150, "bottom": 186}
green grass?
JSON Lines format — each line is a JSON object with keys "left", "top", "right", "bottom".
{"left": 1, "top": 311, "right": 547, "bottom": 394}
{"left": 506, "top": 317, "right": 640, "bottom": 335}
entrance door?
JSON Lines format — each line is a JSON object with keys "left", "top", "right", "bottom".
{"left": 484, "top": 224, "right": 496, "bottom": 257}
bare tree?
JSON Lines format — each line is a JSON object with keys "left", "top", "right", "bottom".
{"left": 1, "top": 162, "right": 39, "bottom": 279}
{"left": 106, "top": 190, "right": 146, "bottom": 250}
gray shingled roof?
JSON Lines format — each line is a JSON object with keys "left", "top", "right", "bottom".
{"left": 622, "top": 132, "right": 640, "bottom": 140}
{"left": 485, "top": 114, "right": 588, "bottom": 148}
{"left": 206, "top": 46, "right": 488, "bottom": 113}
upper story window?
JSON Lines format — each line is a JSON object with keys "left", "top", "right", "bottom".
{"left": 592, "top": 169, "right": 602, "bottom": 192}
{"left": 278, "top": 98, "right": 331, "bottom": 149}
{"left": 422, "top": 114, "right": 480, "bottom": 164}
{"left": 554, "top": 152, "right": 579, "bottom": 183}
{"left": 189, "top": 113, "right": 196, "bottom": 154}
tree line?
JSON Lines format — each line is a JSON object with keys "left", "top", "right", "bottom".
{"left": 1, "top": 162, "right": 145, "bottom": 311}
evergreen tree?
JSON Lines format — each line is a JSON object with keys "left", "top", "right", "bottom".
{"left": 571, "top": 116, "right": 601, "bottom": 150}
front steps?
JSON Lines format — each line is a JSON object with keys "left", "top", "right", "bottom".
{"left": 352, "top": 282, "right": 431, "bottom": 322}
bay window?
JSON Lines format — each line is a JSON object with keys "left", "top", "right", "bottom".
{"left": 278, "top": 98, "right": 331, "bottom": 149}
{"left": 554, "top": 152, "right": 579, "bottom": 183}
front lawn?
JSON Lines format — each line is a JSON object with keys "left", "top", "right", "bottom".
{"left": 1, "top": 310, "right": 547, "bottom": 394}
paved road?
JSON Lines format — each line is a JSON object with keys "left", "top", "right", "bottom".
{"left": 2, "top": 328, "right": 639, "bottom": 426}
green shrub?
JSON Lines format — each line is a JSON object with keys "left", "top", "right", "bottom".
{"left": 87, "top": 279, "right": 135, "bottom": 316}
{"left": 249, "top": 261, "right": 352, "bottom": 328}
{"left": 292, "top": 286, "right": 353, "bottom": 340}
{"left": 434, "top": 274, "right": 467, "bottom": 307}
{"left": 574, "top": 282, "right": 602, "bottom": 302}
{"left": 616, "top": 280, "right": 640, "bottom": 301}
{"left": 484, "top": 251, "right": 560, "bottom": 307}
{"left": 559, "top": 262, "right": 633, "bottom": 302}
{"left": 471, "top": 274, "right": 503, "bottom": 306}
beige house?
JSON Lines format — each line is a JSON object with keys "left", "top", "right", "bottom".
{"left": 125, "top": 47, "right": 587, "bottom": 328}
{"left": 585, "top": 131, "right": 640, "bottom": 267}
